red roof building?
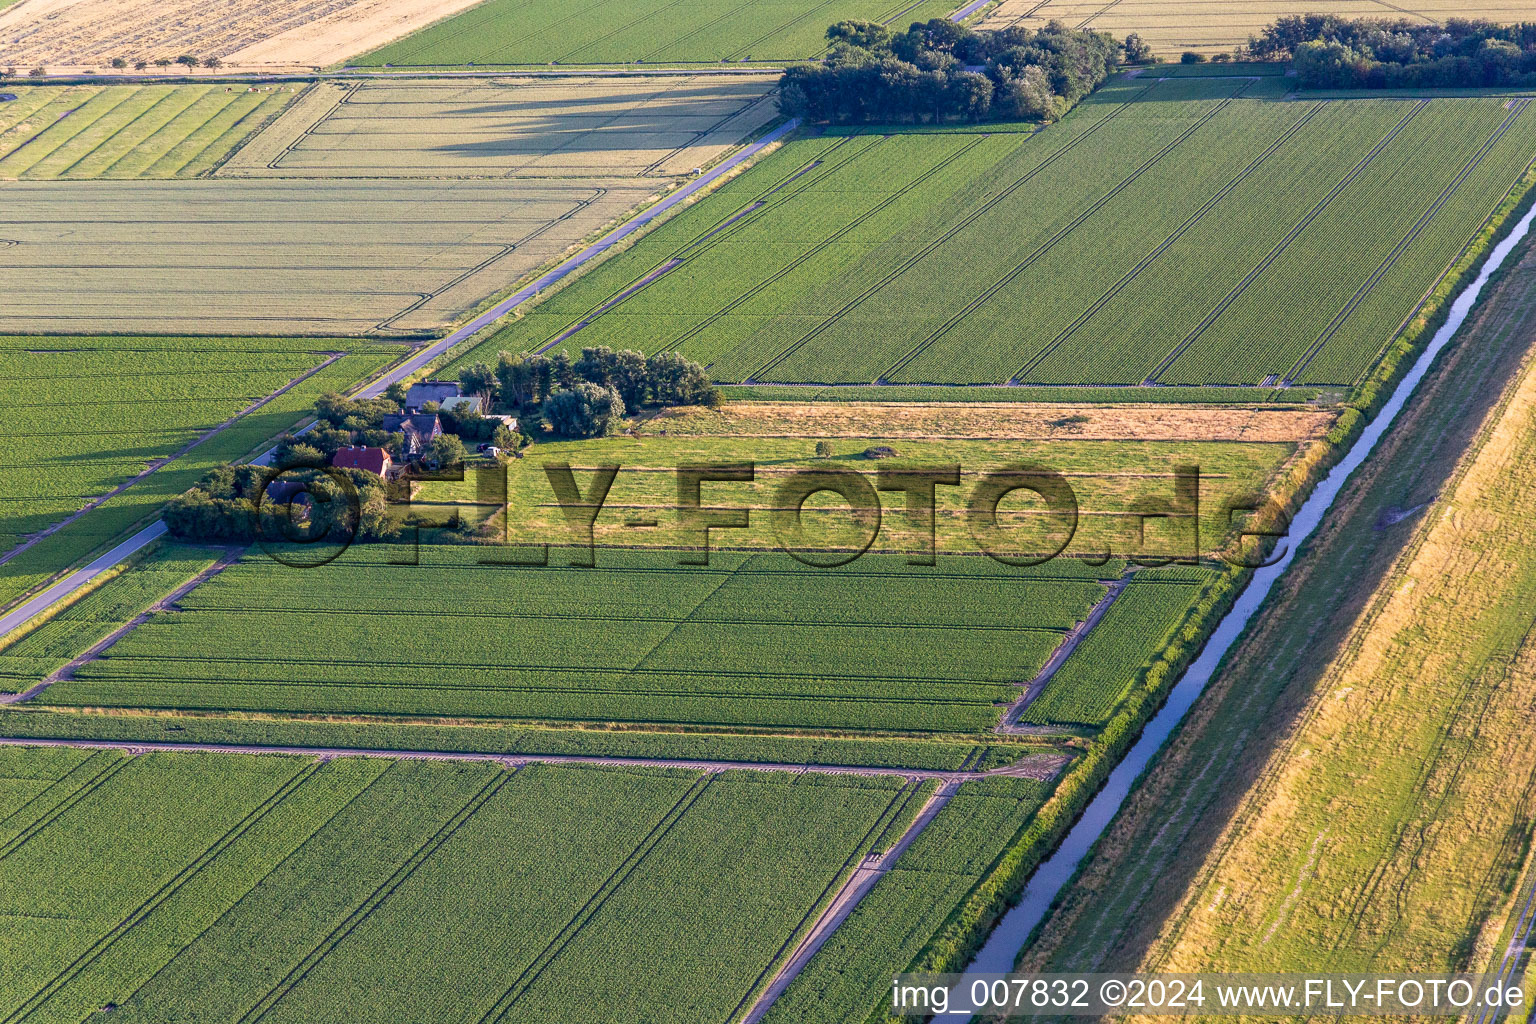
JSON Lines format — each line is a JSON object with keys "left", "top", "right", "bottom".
{"left": 330, "top": 446, "right": 393, "bottom": 477}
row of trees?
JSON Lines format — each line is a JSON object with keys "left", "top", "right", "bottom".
{"left": 458, "top": 346, "right": 717, "bottom": 439}
{"left": 779, "top": 19, "right": 1125, "bottom": 124}
{"left": 162, "top": 464, "right": 397, "bottom": 545}
{"left": 1249, "top": 16, "right": 1536, "bottom": 88}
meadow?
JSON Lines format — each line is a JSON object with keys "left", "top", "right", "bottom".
{"left": 459, "top": 77, "right": 1536, "bottom": 389}
{"left": 0, "top": 748, "right": 908, "bottom": 1024}
{"left": 0, "top": 84, "right": 296, "bottom": 179}
{"left": 352, "top": 0, "right": 962, "bottom": 67}
{"left": 0, "top": 335, "right": 397, "bottom": 611}
{"left": 977, "top": 0, "right": 1536, "bottom": 56}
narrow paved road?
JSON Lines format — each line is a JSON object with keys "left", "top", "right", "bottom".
{"left": 0, "top": 118, "right": 800, "bottom": 642}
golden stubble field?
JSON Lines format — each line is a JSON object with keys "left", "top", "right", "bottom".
{"left": 0, "top": 75, "right": 779, "bottom": 335}
{"left": 978, "top": 0, "right": 1535, "bottom": 55}
{"left": 0, "top": 0, "right": 486, "bottom": 73}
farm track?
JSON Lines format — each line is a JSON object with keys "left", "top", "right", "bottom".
{"left": 1142, "top": 99, "right": 1431, "bottom": 384}
{"left": 0, "top": 735, "right": 1072, "bottom": 782}
{"left": 738, "top": 778, "right": 961, "bottom": 1024}
{"left": 1283, "top": 99, "right": 1532, "bottom": 384}
{"left": 739, "top": 79, "right": 1162, "bottom": 383}
{"left": 0, "top": 117, "right": 802, "bottom": 645}
{"left": 1009, "top": 100, "right": 1327, "bottom": 383}
{"left": 998, "top": 573, "right": 1130, "bottom": 731}
{"left": 0, "top": 353, "right": 342, "bottom": 577}
{"left": 875, "top": 82, "right": 1255, "bottom": 384}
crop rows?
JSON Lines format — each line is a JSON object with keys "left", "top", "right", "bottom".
{"left": 763, "top": 775, "right": 1053, "bottom": 1024}
{"left": 0, "top": 750, "right": 900, "bottom": 1024}
{"left": 41, "top": 548, "right": 1132, "bottom": 732}
{"left": 1019, "top": 577, "right": 1207, "bottom": 727}
{"left": 451, "top": 84, "right": 1536, "bottom": 390}
{"left": 0, "top": 336, "right": 396, "bottom": 611}
{"left": 354, "top": 0, "right": 958, "bottom": 67}
{"left": 0, "top": 85, "right": 294, "bottom": 180}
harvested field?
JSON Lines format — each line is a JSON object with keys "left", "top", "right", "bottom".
{"left": 0, "top": 0, "right": 488, "bottom": 72}
{"left": 218, "top": 76, "right": 779, "bottom": 179}
{"left": 0, "top": 749, "right": 908, "bottom": 1024}
{"left": 461, "top": 78, "right": 1536, "bottom": 389}
{"left": 0, "top": 84, "right": 296, "bottom": 179}
{"left": 1018, "top": 217, "right": 1536, "bottom": 983}
{"left": 0, "top": 76, "right": 778, "bottom": 334}
{"left": 0, "top": 334, "right": 397, "bottom": 613}
{"left": 642, "top": 400, "right": 1338, "bottom": 442}
{"left": 976, "top": 0, "right": 1536, "bottom": 56}
{"left": 352, "top": 0, "right": 961, "bottom": 68}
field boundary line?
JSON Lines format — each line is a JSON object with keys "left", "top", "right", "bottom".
{"left": 998, "top": 572, "right": 1132, "bottom": 730}
{"left": 0, "top": 736, "right": 1017, "bottom": 780}
{"left": 1009, "top": 101, "right": 1327, "bottom": 383}
{"left": 239, "top": 768, "right": 513, "bottom": 1024}
{"left": 0, "top": 353, "right": 340, "bottom": 579}
{"left": 475, "top": 774, "right": 717, "bottom": 1024}
{"left": 740, "top": 80, "right": 1162, "bottom": 382}
{"left": 1143, "top": 99, "right": 1430, "bottom": 384}
{"left": 739, "top": 778, "right": 962, "bottom": 1024}
{"left": 876, "top": 82, "right": 1254, "bottom": 383}
{"left": 0, "top": 116, "right": 804, "bottom": 650}
{"left": 1284, "top": 99, "right": 1530, "bottom": 383}
{"left": 2, "top": 759, "right": 321, "bottom": 1024}
{"left": 2, "top": 547, "right": 245, "bottom": 707}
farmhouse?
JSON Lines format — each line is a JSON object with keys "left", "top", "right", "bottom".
{"left": 404, "top": 380, "right": 463, "bottom": 410}
{"left": 381, "top": 412, "right": 441, "bottom": 460}
{"left": 331, "top": 445, "right": 393, "bottom": 478}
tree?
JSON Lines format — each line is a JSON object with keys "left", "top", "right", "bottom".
{"left": 153, "top": 57, "right": 174, "bottom": 68}
{"left": 429, "top": 433, "right": 467, "bottom": 468}
{"left": 134, "top": 60, "right": 148, "bottom": 71}
{"left": 203, "top": 55, "right": 223, "bottom": 69}
{"left": 815, "top": 441, "right": 834, "bottom": 459}
{"left": 0, "top": 68, "right": 13, "bottom": 80}
{"left": 176, "top": 55, "right": 199, "bottom": 67}
{"left": 1124, "top": 33, "right": 1153, "bottom": 63}
{"left": 646, "top": 351, "right": 713, "bottom": 406}
{"left": 28, "top": 67, "right": 45, "bottom": 78}
{"left": 542, "top": 383, "right": 625, "bottom": 438}
{"left": 459, "top": 361, "right": 497, "bottom": 401}
{"left": 1180, "top": 51, "right": 1208, "bottom": 63}
{"left": 110, "top": 57, "right": 128, "bottom": 69}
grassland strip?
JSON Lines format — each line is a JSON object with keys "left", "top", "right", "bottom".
{"left": 875, "top": 84, "right": 1253, "bottom": 383}
{"left": 2, "top": 760, "right": 321, "bottom": 1024}
{"left": 238, "top": 768, "right": 513, "bottom": 1024}
{"left": 739, "top": 81, "right": 1159, "bottom": 382}
{"left": 473, "top": 774, "right": 714, "bottom": 1024}
{"left": 1283, "top": 99, "right": 1532, "bottom": 383}
{"left": 1141, "top": 99, "right": 1429, "bottom": 384}
{"left": 1017, "top": 228, "right": 1536, "bottom": 982}
{"left": 1009, "top": 101, "right": 1326, "bottom": 383}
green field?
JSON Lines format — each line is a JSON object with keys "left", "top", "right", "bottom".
{"left": 0, "top": 748, "right": 908, "bottom": 1024}
{"left": 455, "top": 77, "right": 1536, "bottom": 388}
{"left": 0, "top": 85, "right": 296, "bottom": 180}
{"left": 44, "top": 548, "right": 1139, "bottom": 732}
{"left": 765, "top": 775, "right": 1052, "bottom": 1024}
{"left": 0, "top": 336, "right": 396, "bottom": 611}
{"left": 352, "top": 0, "right": 961, "bottom": 67}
